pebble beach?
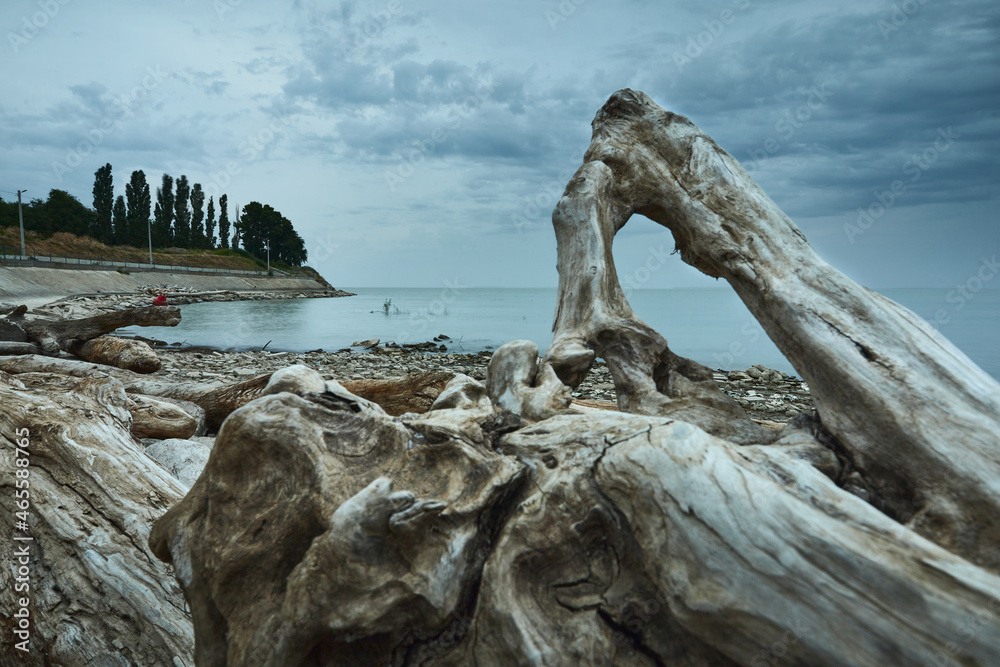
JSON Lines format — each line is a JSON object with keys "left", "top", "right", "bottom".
{"left": 22, "top": 287, "right": 816, "bottom": 424}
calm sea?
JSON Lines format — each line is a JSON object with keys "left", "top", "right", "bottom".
{"left": 123, "top": 287, "right": 1000, "bottom": 380}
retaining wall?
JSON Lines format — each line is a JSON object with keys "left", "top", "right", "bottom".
{"left": 0, "top": 265, "right": 327, "bottom": 299}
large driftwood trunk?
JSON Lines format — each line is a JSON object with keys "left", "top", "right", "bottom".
{"left": 145, "top": 90, "right": 1000, "bottom": 667}
{"left": 544, "top": 89, "right": 1000, "bottom": 571}
{"left": 0, "top": 371, "right": 193, "bottom": 665}
{"left": 340, "top": 371, "right": 456, "bottom": 415}
{"left": 127, "top": 374, "right": 273, "bottom": 432}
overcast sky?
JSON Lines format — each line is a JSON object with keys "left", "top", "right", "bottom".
{"left": 2, "top": 0, "right": 997, "bottom": 289}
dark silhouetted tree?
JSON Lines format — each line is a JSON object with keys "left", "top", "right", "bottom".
{"left": 91, "top": 163, "right": 114, "bottom": 243}
{"left": 173, "top": 175, "right": 191, "bottom": 247}
{"left": 239, "top": 201, "right": 307, "bottom": 267}
{"left": 125, "top": 170, "right": 151, "bottom": 248}
{"left": 206, "top": 196, "right": 216, "bottom": 249}
{"left": 41, "top": 190, "right": 93, "bottom": 237}
{"left": 153, "top": 174, "right": 174, "bottom": 247}
{"left": 112, "top": 196, "right": 127, "bottom": 244}
{"left": 190, "top": 183, "right": 205, "bottom": 249}
{"left": 231, "top": 202, "right": 241, "bottom": 250}
{"left": 217, "top": 194, "right": 230, "bottom": 249}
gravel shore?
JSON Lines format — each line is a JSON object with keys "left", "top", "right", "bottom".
{"left": 24, "top": 286, "right": 816, "bottom": 424}
{"left": 152, "top": 347, "right": 814, "bottom": 424}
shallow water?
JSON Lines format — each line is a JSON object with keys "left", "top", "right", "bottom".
{"left": 122, "top": 287, "right": 1000, "bottom": 380}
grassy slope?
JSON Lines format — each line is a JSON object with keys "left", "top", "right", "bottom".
{"left": 0, "top": 228, "right": 324, "bottom": 280}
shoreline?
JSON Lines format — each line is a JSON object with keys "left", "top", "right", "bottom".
{"left": 150, "top": 346, "right": 814, "bottom": 425}
{"left": 14, "top": 287, "right": 815, "bottom": 424}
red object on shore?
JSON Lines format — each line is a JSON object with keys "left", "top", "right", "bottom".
{"left": 152, "top": 294, "right": 168, "bottom": 306}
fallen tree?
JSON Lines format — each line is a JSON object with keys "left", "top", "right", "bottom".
{"left": 0, "top": 304, "right": 180, "bottom": 372}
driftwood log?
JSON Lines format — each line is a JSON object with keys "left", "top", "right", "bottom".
{"left": 0, "top": 353, "right": 141, "bottom": 383}
{"left": 129, "top": 393, "right": 199, "bottom": 440}
{"left": 1, "top": 305, "right": 180, "bottom": 372}
{"left": 128, "top": 369, "right": 460, "bottom": 431}
{"left": 127, "top": 374, "right": 273, "bottom": 432}
{"left": 340, "top": 371, "right": 456, "bottom": 415}
{"left": 0, "top": 371, "right": 193, "bottom": 665}
{"left": 67, "top": 336, "right": 162, "bottom": 373}
{"left": 543, "top": 89, "right": 1000, "bottom": 571}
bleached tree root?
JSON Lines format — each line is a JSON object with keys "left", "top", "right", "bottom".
{"left": 0, "top": 372, "right": 193, "bottom": 665}
{"left": 544, "top": 89, "right": 1000, "bottom": 570}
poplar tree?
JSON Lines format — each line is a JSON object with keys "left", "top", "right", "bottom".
{"left": 125, "top": 170, "right": 151, "bottom": 247}
{"left": 112, "top": 196, "right": 127, "bottom": 245}
{"left": 206, "top": 196, "right": 217, "bottom": 249}
{"left": 218, "top": 194, "right": 230, "bottom": 249}
{"left": 190, "top": 183, "right": 205, "bottom": 249}
{"left": 173, "top": 175, "right": 191, "bottom": 247}
{"left": 153, "top": 174, "right": 174, "bottom": 247}
{"left": 91, "top": 163, "right": 114, "bottom": 243}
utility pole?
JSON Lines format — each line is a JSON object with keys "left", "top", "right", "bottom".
{"left": 17, "top": 189, "right": 26, "bottom": 258}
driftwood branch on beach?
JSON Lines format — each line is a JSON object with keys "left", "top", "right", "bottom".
{"left": 340, "top": 371, "right": 457, "bottom": 416}
{"left": 125, "top": 369, "right": 463, "bottom": 431}
{"left": 16, "top": 305, "right": 181, "bottom": 353}
{"left": 0, "top": 304, "right": 180, "bottom": 372}
{"left": 127, "top": 373, "right": 273, "bottom": 432}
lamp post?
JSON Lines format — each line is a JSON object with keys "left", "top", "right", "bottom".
{"left": 266, "top": 241, "right": 270, "bottom": 274}
{"left": 17, "top": 189, "right": 26, "bottom": 258}
{"left": 147, "top": 217, "right": 153, "bottom": 267}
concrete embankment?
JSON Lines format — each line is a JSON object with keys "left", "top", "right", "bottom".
{"left": 0, "top": 265, "right": 329, "bottom": 300}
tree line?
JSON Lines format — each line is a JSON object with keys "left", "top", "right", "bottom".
{"left": 0, "top": 163, "right": 307, "bottom": 267}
